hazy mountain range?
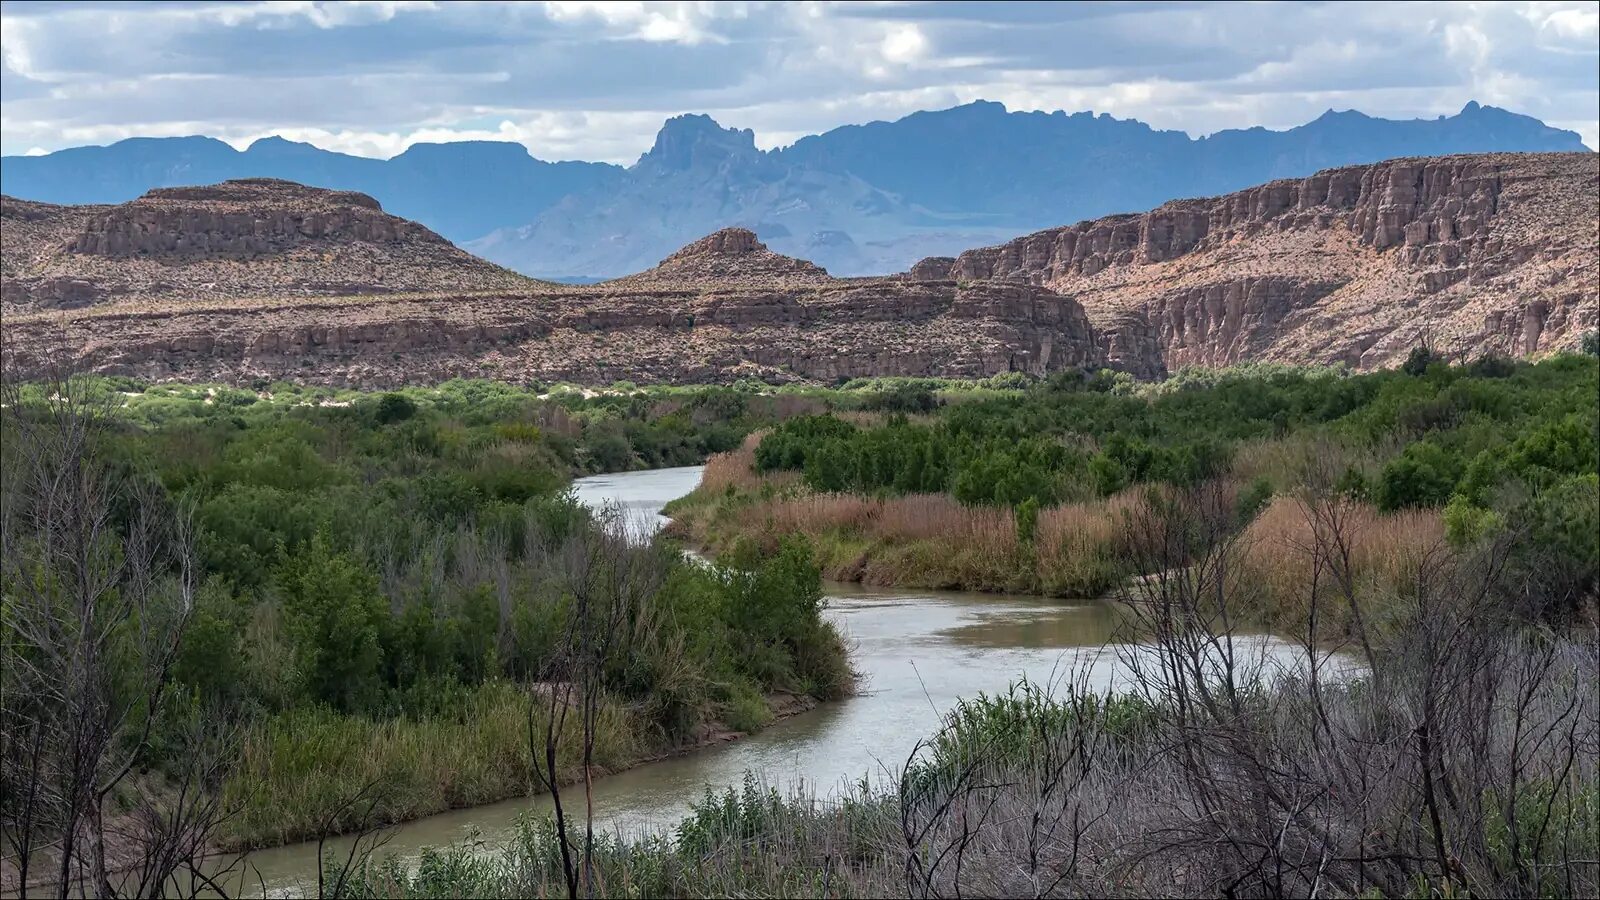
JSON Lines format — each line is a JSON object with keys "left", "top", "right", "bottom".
{"left": 1, "top": 100, "right": 1588, "bottom": 280}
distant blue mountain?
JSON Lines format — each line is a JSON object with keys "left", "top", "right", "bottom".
{"left": 2, "top": 101, "right": 1588, "bottom": 277}
{"left": 776, "top": 100, "right": 1591, "bottom": 230}
{"left": 0, "top": 135, "right": 622, "bottom": 243}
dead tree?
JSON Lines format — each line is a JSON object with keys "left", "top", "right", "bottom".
{"left": 0, "top": 371, "right": 208, "bottom": 897}
{"left": 527, "top": 504, "right": 663, "bottom": 899}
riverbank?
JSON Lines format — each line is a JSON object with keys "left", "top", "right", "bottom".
{"left": 2, "top": 375, "right": 854, "bottom": 897}
{"left": 1, "top": 687, "right": 824, "bottom": 895}
{"left": 664, "top": 434, "right": 1149, "bottom": 597}
{"left": 664, "top": 435, "right": 1459, "bottom": 640}
{"left": 216, "top": 683, "right": 824, "bottom": 853}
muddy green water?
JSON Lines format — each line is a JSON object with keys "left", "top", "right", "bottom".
{"left": 228, "top": 464, "right": 1312, "bottom": 896}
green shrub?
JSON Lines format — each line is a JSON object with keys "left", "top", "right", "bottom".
{"left": 1377, "top": 441, "right": 1461, "bottom": 510}
{"left": 277, "top": 535, "right": 388, "bottom": 711}
{"left": 374, "top": 392, "right": 418, "bottom": 424}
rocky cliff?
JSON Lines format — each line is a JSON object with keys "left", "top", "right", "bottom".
{"left": 3, "top": 153, "right": 1594, "bottom": 388}
{"left": 1, "top": 277, "right": 1109, "bottom": 387}
{"left": 1, "top": 180, "right": 538, "bottom": 311}
{"left": 604, "top": 227, "right": 834, "bottom": 289}
{"left": 952, "top": 153, "right": 1598, "bottom": 369}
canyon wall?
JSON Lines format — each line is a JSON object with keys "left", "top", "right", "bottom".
{"left": 953, "top": 153, "right": 1597, "bottom": 370}
{"left": 3, "top": 154, "right": 1593, "bottom": 387}
{"left": 2, "top": 279, "right": 1117, "bottom": 387}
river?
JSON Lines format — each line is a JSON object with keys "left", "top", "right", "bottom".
{"left": 232, "top": 464, "right": 1311, "bottom": 894}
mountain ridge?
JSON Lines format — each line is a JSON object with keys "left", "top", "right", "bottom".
{"left": 3, "top": 101, "right": 1588, "bottom": 280}
{"left": 0, "top": 179, "right": 538, "bottom": 311}
{"left": 3, "top": 152, "right": 1593, "bottom": 389}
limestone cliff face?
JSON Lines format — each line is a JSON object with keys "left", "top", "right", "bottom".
{"left": 1, "top": 180, "right": 537, "bottom": 312}
{"left": 65, "top": 180, "right": 427, "bottom": 259}
{"left": 953, "top": 153, "right": 1598, "bottom": 370}
{"left": 3, "top": 189, "right": 1123, "bottom": 385}
{"left": 905, "top": 256, "right": 957, "bottom": 281}
{"left": 3, "top": 154, "right": 1593, "bottom": 388}
{"left": 2, "top": 278, "right": 1117, "bottom": 387}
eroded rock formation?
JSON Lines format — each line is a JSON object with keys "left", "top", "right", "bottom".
{"left": 604, "top": 227, "right": 834, "bottom": 289}
{"left": 953, "top": 153, "right": 1598, "bottom": 369}
{"left": 1, "top": 180, "right": 538, "bottom": 311}
{"left": 3, "top": 153, "right": 1594, "bottom": 387}
{"left": 2, "top": 279, "right": 1110, "bottom": 386}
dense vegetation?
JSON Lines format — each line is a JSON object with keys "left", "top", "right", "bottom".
{"left": 324, "top": 350, "right": 1600, "bottom": 900}
{"left": 675, "top": 354, "right": 1599, "bottom": 613}
{"left": 336, "top": 509, "right": 1600, "bottom": 898}
{"left": 4, "top": 350, "right": 1597, "bottom": 898}
{"left": 0, "top": 376, "right": 853, "bottom": 877}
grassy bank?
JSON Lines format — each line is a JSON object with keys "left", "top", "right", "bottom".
{"left": 670, "top": 355, "right": 1599, "bottom": 636}
{"left": 333, "top": 608, "right": 1600, "bottom": 898}
{"left": 668, "top": 434, "right": 1151, "bottom": 597}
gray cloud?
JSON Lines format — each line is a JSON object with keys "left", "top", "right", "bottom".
{"left": 1, "top": 0, "right": 1594, "bottom": 160}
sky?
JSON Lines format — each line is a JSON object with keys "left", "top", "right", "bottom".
{"left": 1, "top": 0, "right": 1596, "bottom": 161}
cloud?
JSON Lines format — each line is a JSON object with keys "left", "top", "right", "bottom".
{"left": 0, "top": 0, "right": 1593, "bottom": 160}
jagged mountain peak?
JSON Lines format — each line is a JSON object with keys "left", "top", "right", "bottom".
{"left": 4, "top": 101, "right": 1590, "bottom": 282}
{"left": 638, "top": 114, "right": 761, "bottom": 171}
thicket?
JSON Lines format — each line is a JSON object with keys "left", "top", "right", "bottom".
{"left": 0, "top": 375, "right": 852, "bottom": 882}
{"left": 757, "top": 356, "right": 1596, "bottom": 511}
{"left": 337, "top": 475, "right": 1600, "bottom": 900}
{"left": 732, "top": 356, "right": 1599, "bottom": 608}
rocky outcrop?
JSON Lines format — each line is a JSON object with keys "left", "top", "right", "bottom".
{"left": 66, "top": 180, "right": 427, "bottom": 259}
{"left": 4, "top": 201, "right": 1127, "bottom": 385}
{"left": 953, "top": 153, "right": 1597, "bottom": 369}
{"left": 1, "top": 180, "right": 539, "bottom": 312}
{"left": 604, "top": 227, "right": 834, "bottom": 289}
{"left": 2, "top": 278, "right": 1120, "bottom": 387}
{"left": 905, "top": 256, "right": 956, "bottom": 281}
{"left": 4, "top": 154, "right": 1593, "bottom": 389}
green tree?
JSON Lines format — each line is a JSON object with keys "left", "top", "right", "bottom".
{"left": 1376, "top": 441, "right": 1461, "bottom": 511}
{"left": 277, "top": 534, "right": 388, "bottom": 711}
{"left": 374, "top": 392, "right": 417, "bottom": 424}
{"left": 1015, "top": 497, "right": 1040, "bottom": 544}
{"left": 1402, "top": 345, "right": 1436, "bottom": 376}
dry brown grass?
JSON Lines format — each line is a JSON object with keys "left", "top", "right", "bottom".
{"left": 760, "top": 493, "right": 883, "bottom": 536}
{"left": 688, "top": 477, "right": 1135, "bottom": 595}
{"left": 698, "top": 433, "right": 772, "bottom": 495}
{"left": 1035, "top": 491, "right": 1144, "bottom": 596}
{"left": 1239, "top": 496, "right": 1447, "bottom": 633}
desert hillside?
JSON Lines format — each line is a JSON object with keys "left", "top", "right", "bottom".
{"left": 0, "top": 179, "right": 540, "bottom": 312}
{"left": 948, "top": 152, "right": 1598, "bottom": 371}
{"left": 2, "top": 153, "right": 1595, "bottom": 386}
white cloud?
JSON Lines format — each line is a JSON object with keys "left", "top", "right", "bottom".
{"left": 1528, "top": 2, "right": 1599, "bottom": 40}
{"left": 1, "top": 1, "right": 1594, "bottom": 159}
{"left": 880, "top": 24, "right": 928, "bottom": 65}
{"left": 541, "top": 1, "right": 740, "bottom": 45}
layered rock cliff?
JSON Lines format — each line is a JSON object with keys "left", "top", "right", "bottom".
{"left": 2, "top": 278, "right": 1109, "bottom": 386}
{"left": 3, "top": 153, "right": 1593, "bottom": 388}
{"left": 1, "top": 180, "right": 538, "bottom": 311}
{"left": 953, "top": 153, "right": 1597, "bottom": 369}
